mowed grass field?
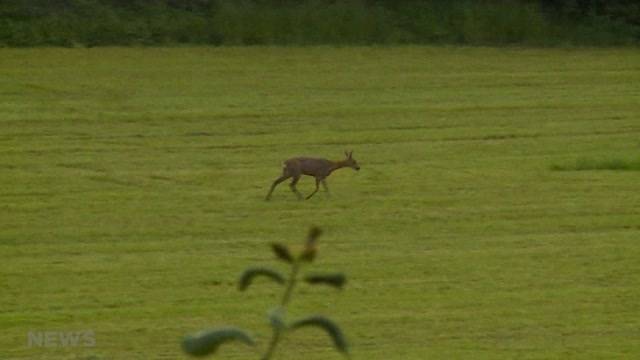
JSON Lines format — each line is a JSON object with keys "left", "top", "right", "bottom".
{"left": 1, "top": 46, "right": 639, "bottom": 359}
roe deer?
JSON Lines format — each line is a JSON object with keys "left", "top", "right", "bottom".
{"left": 265, "top": 150, "right": 360, "bottom": 200}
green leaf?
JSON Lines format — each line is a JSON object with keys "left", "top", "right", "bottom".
{"left": 299, "top": 226, "right": 322, "bottom": 262}
{"left": 307, "top": 226, "right": 322, "bottom": 243}
{"left": 271, "top": 242, "right": 294, "bottom": 263}
{"left": 299, "top": 246, "right": 317, "bottom": 262}
{"left": 304, "top": 273, "right": 346, "bottom": 289}
{"left": 238, "top": 267, "right": 285, "bottom": 291}
{"left": 290, "top": 316, "right": 349, "bottom": 355}
{"left": 182, "top": 327, "right": 255, "bottom": 357}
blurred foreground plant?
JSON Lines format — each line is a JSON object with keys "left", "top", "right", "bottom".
{"left": 182, "top": 227, "right": 348, "bottom": 359}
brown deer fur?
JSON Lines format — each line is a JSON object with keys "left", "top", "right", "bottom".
{"left": 265, "top": 151, "right": 360, "bottom": 200}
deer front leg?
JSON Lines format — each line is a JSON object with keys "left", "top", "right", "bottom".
{"left": 321, "top": 179, "right": 330, "bottom": 197}
{"left": 289, "top": 175, "right": 303, "bottom": 200}
{"left": 306, "top": 178, "right": 321, "bottom": 200}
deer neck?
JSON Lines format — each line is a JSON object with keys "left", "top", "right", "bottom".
{"left": 329, "top": 160, "right": 348, "bottom": 173}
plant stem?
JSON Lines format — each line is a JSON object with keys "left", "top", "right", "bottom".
{"left": 260, "top": 330, "right": 281, "bottom": 360}
{"left": 261, "top": 261, "right": 301, "bottom": 360}
{"left": 281, "top": 261, "right": 300, "bottom": 307}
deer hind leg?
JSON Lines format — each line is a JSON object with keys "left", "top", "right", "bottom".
{"left": 265, "top": 170, "right": 291, "bottom": 201}
{"left": 306, "top": 177, "right": 321, "bottom": 200}
{"left": 289, "top": 174, "right": 303, "bottom": 200}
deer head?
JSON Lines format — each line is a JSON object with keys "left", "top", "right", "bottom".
{"left": 344, "top": 150, "right": 360, "bottom": 171}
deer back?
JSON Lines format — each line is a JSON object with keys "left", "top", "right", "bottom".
{"left": 287, "top": 157, "right": 333, "bottom": 177}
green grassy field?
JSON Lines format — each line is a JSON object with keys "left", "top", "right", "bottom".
{"left": 1, "top": 46, "right": 639, "bottom": 359}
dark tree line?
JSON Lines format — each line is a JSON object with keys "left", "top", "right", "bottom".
{"left": 1, "top": 0, "right": 638, "bottom": 46}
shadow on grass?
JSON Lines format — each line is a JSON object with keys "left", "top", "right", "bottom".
{"left": 551, "top": 157, "right": 640, "bottom": 171}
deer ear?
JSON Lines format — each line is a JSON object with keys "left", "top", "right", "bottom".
{"left": 348, "top": 150, "right": 353, "bottom": 158}
{"left": 345, "top": 150, "right": 349, "bottom": 158}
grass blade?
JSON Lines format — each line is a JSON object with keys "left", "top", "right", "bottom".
{"left": 182, "top": 327, "right": 255, "bottom": 357}
{"left": 304, "top": 273, "right": 346, "bottom": 289}
{"left": 290, "top": 315, "right": 349, "bottom": 355}
{"left": 299, "top": 226, "right": 322, "bottom": 262}
{"left": 238, "top": 267, "right": 286, "bottom": 291}
{"left": 271, "top": 242, "right": 294, "bottom": 263}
